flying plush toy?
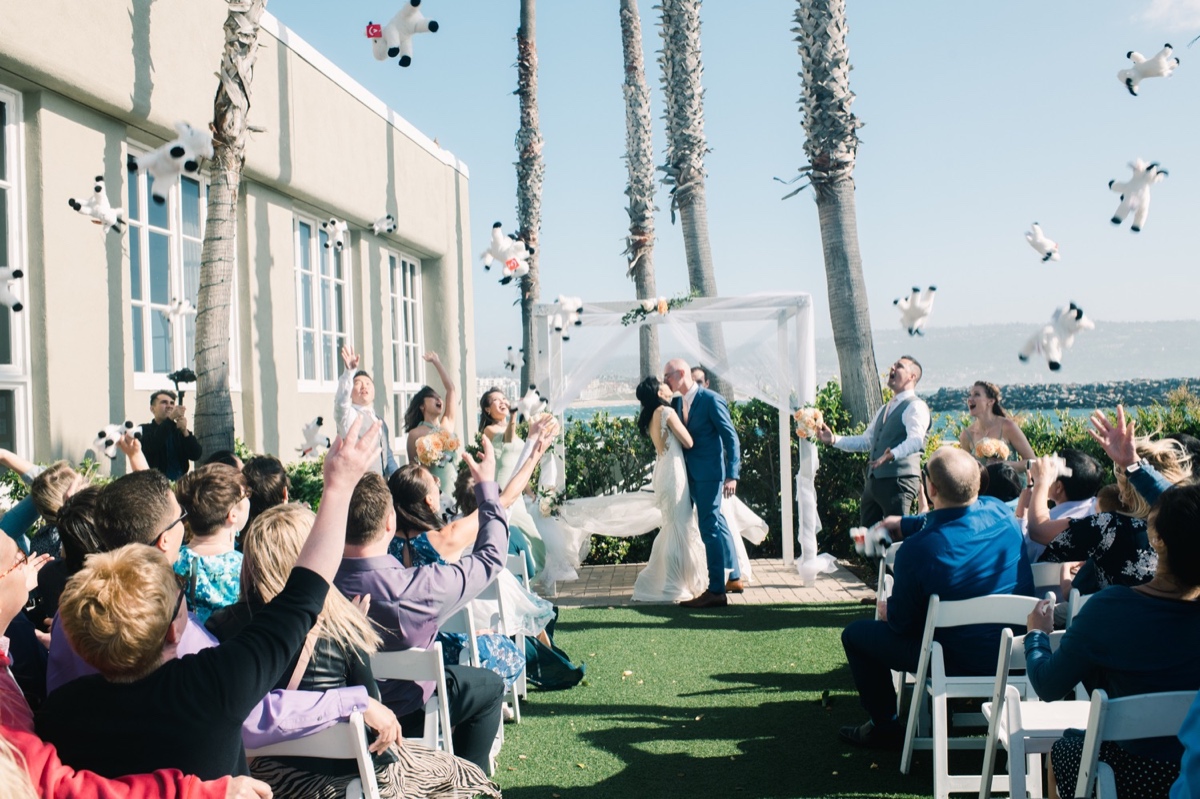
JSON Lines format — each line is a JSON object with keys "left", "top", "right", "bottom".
{"left": 893, "top": 286, "right": 937, "bottom": 336}
{"left": 322, "top": 218, "right": 349, "bottom": 251}
{"left": 556, "top": 295, "right": 583, "bottom": 340}
{"left": 1109, "top": 159, "right": 1168, "bottom": 233}
{"left": 0, "top": 268, "right": 24, "bottom": 312}
{"left": 1018, "top": 302, "right": 1095, "bottom": 371}
{"left": 368, "top": 0, "right": 439, "bottom": 68}
{"left": 68, "top": 176, "right": 126, "bottom": 234}
{"left": 162, "top": 297, "right": 197, "bottom": 322}
{"left": 129, "top": 122, "right": 213, "bottom": 205}
{"left": 1025, "top": 223, "right": 1060, "bottom": 262}
{"left": 1118, "top": 44, "right": 1179, "bottom": 96}
{"left": 372, "top": 214, "right": 397, "bottom": 235}
{"left": 504, "top": 346, "right": 523, "bottom": 373}
{"left": 517, "top": 385, "right": 546, "bottom": 422}
{"left": 849, "top": 523, "right": 892, "bottom": 560}
{"left": 298, "top": 416, "right": 330, "bottom": 459}
{"left": 481, "top": 222, "right": 533, "bottom": 285}
{"left": 93, "top": 421, "right": 136, "bottom": 460}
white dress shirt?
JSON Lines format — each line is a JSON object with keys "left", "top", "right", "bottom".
{"left": 681, "top": 382, "right": 699, "bottom": 422}
{"left": 832, "top": 389, "right": 931, "bottom": 461}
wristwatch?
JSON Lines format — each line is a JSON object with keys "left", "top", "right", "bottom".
{"left": 1124, "top": 459, "right": 1150, "bottom": 474}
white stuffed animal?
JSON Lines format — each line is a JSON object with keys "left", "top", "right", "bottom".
{"left": 0, "top": 268, "right": 25, "bottom": 312}
{"left": 298, "top": 416, "right": 331, "bottom": 459}
{"left": 161, "top": 297, "right": 197, "bottom": 322}
{"left": 556, "top": 295, "right": 583, "bottom": 340}
{"left": 504, "top": 346, "right": 523, "bottom": 373}
{"left": 93, "top": 421, "right": 136, "bottom": 460}
{"left": 372, "top": 214, "right": 397, "bottom": 235}
{"left": 129, "top": 122, "right": 213, "bottom": 205}
{"left": 893, "top": 286, "right": 936, "bottom": 336}
{"left": 1018, "top": 302, "right": 1095, "bottom": 371}
{"left": 1025, "top": 223, "right": 1060, "bottom": 262}
{"left": 1118, "top": 44, "right": 1179, "bottom": 96}
{"left": 321, "top": 218, "right": 349, "bottom": 251}
{"left": 68, "top": 176, "right": 126, "bottom": 234}
{"left": 1109, "top": 159, "right": 1168, "bottom": 233}
{"left": 517, "top": 385, "right": 546, "bottom": 422}
{"left": 849, "top": 523, "right": 892, "bottom": 560}
{"left": 368, "top": 0, "right": 439, "bottom": 68}
{"left": 481, "top": 222, "right": 533, "bottom": 285}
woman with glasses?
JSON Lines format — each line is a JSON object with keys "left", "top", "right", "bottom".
{"left": 174, "top": 464, "right": 252, "bottom": 623}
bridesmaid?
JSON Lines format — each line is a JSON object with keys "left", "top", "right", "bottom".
{"left": 404, "top": 351, "right": 459, "bottom": 493}
{"left": 479, "top": 388, "right": 545, "bottom": 577}
{"left": 958, "top": 380, "right": 1035, "bottom": 473}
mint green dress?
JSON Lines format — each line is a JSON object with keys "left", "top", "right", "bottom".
{"left": 493, "top": 432, "right": 545, "bottom": 577}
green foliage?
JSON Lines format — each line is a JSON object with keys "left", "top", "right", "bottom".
{"left": 233, "top": 437, "right": 253, "bottom": 463}
{"left": 285, "top": 455, "right": 326, "bottom": 511}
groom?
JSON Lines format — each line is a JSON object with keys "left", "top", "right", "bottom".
{"left": 663, "top": 358, "right": 742, "bottom": 609}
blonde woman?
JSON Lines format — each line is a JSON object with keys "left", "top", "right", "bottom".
{"left": 958, "top": 381, "right": 1035, "bottom": 471}
{"left": 207, "top": 504, "right": 500, "bottom": 799}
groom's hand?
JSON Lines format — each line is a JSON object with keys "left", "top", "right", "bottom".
{"left": 723, "top": 479, "right": 737, "bottom": 498}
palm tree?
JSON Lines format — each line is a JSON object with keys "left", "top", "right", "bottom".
{"left": 194, "top": 0, "right": 267, "bottom": 453}
{"left": 620, "top": 0, "right": 659, "bottom": 378}
{"left": 515, "top": 0, "right": 544, "bottom": 391}
{"left": 793, "top": 0, "right": 882, "bottom": 424}
{"left": 658, "top": 0, "right": 729, "bottom": 397}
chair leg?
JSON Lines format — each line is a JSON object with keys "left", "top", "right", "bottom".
{"left": 901, "top": 685, "right": 924, "bottom": 774}
{"left": 1025, "top": 750, "right": 1042, "bottom": 799}
{"left": 932, "top": 693, "right": 950, "bottom": 799}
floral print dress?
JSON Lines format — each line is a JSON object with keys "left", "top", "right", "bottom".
{"left": 1038, "top": 512, "right": 1156, "bottom": 590}
{"left": 174, "top": 548, "right": 243, "bottom": 624}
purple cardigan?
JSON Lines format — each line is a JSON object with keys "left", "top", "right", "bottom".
{"left": 333, "top": 480, "right": 509, "bottom": 715}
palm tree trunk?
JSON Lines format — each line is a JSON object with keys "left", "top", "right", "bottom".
{"left": 515, "top": 0, "right": 543, "bottom": 392}
{"left": 195, "top": 0, "right": 266, "bottom": 453}
{"left": 658, "top": 0, "right": 730, "bottom": 399}
{"left": 794, "top": 0, "right": 882, "bottom": 424}
{"left": 619, "top": 0, "right": 659, "bottom": 379}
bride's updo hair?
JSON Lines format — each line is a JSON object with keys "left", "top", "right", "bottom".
{"left": 636, "top": 377, "right": 669, "bottom": 438}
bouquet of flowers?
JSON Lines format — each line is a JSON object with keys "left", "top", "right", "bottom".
{"left": 792, "top": 407, "right": 824, "bottom": 440}
{"left": 974, "top": 437, "right": 1011, "bottom": 461}
{"left": 416, "top": 429, "right": 461, "bottom": 467}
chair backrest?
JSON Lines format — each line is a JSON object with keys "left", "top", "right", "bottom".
{"left": 506, "top": 554, "right": 529, "bottom": 588}
{"left": 1066, "top": 588, "right": 1091, "bottom": 629}
{"left": 933, "top": 593, "right": 1041, "bottom": 629}
{"left": 246, "top": 711, "right": 380, "bottom": 799}
{"left": 440, "top": 605, "right": 480, "bottom": 667}
{"left": 370, "top": 643, "right": 454, "bottom": 755}
{"left": 1030, "top": 562, "right": 1061, "bottom": 596}
{"left": 1075, "top": 689, "right": 1198, "bottom": 798}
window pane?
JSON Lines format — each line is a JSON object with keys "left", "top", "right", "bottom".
{"left": 320, "top": 279, "right": 331, "bottom": 334}
{"left": 0, "top": 305, "right": 11, "bottom": 365}
{"left": 126, "top": 161, "right": 140, "bottom": 222}
{"left": 128, "top": 230, "right": 142, "bottom": 300}
{"left": 0, "top": 188, "right": 7, "bottom": 270}
{"left": 334, "top": 249, "right": 342, "bottom": 280}
{"left": 322, "top": 334, "right": 335, "bottom": 382}
{"left": 0, "top": 102, "right": 6, "bottom": 183}
{"left": 183, "top": 238, "right": 201, "bottom": 302}
{"left": 181, "top": 177, "right": 201, "bottom": 238}
{"left": 151, "top": 307, "right": 172, "bottom": 373}
{"left": 301, "top": 331, "right": 316, "bottom": 380}
{"left": 318, "top": 231, "right": 329, "bottom": 274}
{"left": 131, "top": 306, "right": 145, "bottom": 373}
{"left": 300, "top": 272, "right": 313, "bottom": 328}
{"left": 298, "top": 223, "right": 311, "bottom": 272}
{"left": 149, "top": 232, "right": 170, "bottom": 304}
{"left": 0, "top": 389, "right": 14, "bottom": 451}
{"left": 148, "top": 183, "right": 170, "bottom": 229}
{"left": 334, "top": 283, "right": 344, "bottom": 333}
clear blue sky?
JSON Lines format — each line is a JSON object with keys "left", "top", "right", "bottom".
{"left": 272, "top": 1, "right": 1200, "bottom": 373}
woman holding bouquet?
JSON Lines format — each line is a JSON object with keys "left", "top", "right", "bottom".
{"left": 479, "top": 389, "right": 546, "bottom": 577}
{"left": 959, "top": 381, "right": 1034, "bottom": 471}
{"left": 404, "top": 351, "right": 459, "bottom": 494}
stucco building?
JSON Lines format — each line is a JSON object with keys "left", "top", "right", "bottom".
{"left": 0, "top": 1, "right": 475, "bottom": 467}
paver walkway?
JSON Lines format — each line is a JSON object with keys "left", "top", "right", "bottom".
{"left": 552, "top": 559, "right": 874, "bottom": 607}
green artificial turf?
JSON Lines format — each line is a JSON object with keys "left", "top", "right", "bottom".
{"left": 493, "top": 603, "right": 942, "bottom": 799}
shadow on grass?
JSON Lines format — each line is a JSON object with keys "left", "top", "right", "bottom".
{"left": 556, "top": 603, "right": 871, "bottom": 634}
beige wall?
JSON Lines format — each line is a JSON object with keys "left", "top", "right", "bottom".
{"left": 0, "top": 1, "right": 473, "bottom": 466}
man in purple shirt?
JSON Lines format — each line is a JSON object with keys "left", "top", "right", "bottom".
{"left": 334, "top": 440, "right": 507, "bottom": 772}
{"left": 45, "top": 469, "right": 380, "bottom": 749}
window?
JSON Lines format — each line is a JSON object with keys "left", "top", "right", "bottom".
{"left": 0, "top": 86, "right": 29, "bottom": 453}
{"left": 294, "top": 218, "right": 349, "bottom": 387}
{"left": 388, "top": 251, "right": 424, "bottom": 436}
{"left": 126, "top": 155, "right": 239, "bottom": 389}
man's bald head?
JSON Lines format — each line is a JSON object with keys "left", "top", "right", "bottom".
{"left": 926, "top": 447, "right": 980, "bottom": 508}
{"left": 663, "top": 358, "right": 693, "bottom": 394}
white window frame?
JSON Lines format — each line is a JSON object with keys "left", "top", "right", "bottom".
{"left": 126, "top": 145, "right": 240, "bottom": 393}
{"left": 294, "top": 215, "right": 351, "bottom": 392}
{"left": 387, "top": 250, "right": 424, "bottom": 441}
{"left": 0, "top": 85, "right": 32, "bottom": 455}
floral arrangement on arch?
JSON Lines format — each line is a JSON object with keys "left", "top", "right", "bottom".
{"left": 415, "top": 428, "right": 462, "bottom": 468}
{"left": 535, "top": 484, "right": 564, "bottom": 517}
{"left": 973, "top": 437, "right": 1011, "bottom": 461}
{"left": 620, "top": 290, "right": 697, "bottom": 326}
{"left": 792, "top": 406, "right": 824, "bottom": 440}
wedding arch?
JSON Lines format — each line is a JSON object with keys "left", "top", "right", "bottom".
{"left": 531, "top": 292, "right": 822, "bottom": 572}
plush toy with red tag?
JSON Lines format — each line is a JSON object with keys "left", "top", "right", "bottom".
{"left": 69, "top": 176, "right": 126, "bottom": 234}
{"left": 481, "top": 221, "right": 533, "bottom": 285}
{"left": 368, "top": 0, "right": 439, "bottom": 68}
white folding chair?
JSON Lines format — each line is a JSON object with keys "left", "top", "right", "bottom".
{"left": 370, "top": 643, "right": 454, "bottom": 755}
{"left": 1030, "top": 562, "right": 1063, "bottom": 601}
{"left": 1065, "top": 588, "right": 1091, "bottom": 629}
{"left": 441, "top": 605, "right": 481, "bottom": 668}
{"left": 1075, "top": 689, "right": 1197, "bottom": 799}
{"left": 901, "top": 593, "right": 1042, "bottom": 799}
{"left": 246, "top": 711, "right": 380, "bottom": 799}
{"left": 475, "top": 576, "right": 523, "bottom": 723}
{"left": 506, "top": 553, "right": 530, "bottom": 588}
{"left": 979, "top": 627, "right": 1092, "bottom": 799}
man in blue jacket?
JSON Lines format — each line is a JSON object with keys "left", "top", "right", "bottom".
{"left": 663, "top": 359, "right": 742, "bottom": 609}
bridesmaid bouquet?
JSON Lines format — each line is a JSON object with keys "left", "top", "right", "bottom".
{"left": 974, "top": 437, "right": 1011, "bottom": 461}
{"left": 792, "top": 407, "right": 824, "bottom": 440}
{"left": 416, "top": 429, "right": 461, "bottom": 467}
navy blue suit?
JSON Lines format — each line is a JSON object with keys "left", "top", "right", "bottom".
{"left": 674, "top": 387, "right": 742, "bottom": 593}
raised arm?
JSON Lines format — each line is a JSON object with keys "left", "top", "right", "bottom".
{"left": 0, "top": 448, "right": 37, "bottom": 479}
{"left": 1026, "top": 456, "right": 1071, "bottom": 545}
{"left": 117, "top": 430, "right": 150, "bottom": 472}
{"left": 334, "top": 345, "right": 361, "bottom": 437}
{"left": 663, "top": 407, "right": 693, "bottom": 449}
{"left": 424, "top": 351, "right": 457, "bottom": 432}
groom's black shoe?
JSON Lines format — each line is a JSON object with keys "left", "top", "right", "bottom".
{"left": 725, "top": 578, "right": 745, "bottom": 594}
{"left": 680, "top": 590, "right": 728, "bottom": 608}
{"left": 838, "top": 719, "right": 904, "bottom": 750}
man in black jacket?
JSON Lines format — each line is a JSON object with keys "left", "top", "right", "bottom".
{"left": 141, "top": 390, "right": 202, "bottom": 480}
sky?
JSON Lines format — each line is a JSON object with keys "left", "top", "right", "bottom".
{"left": 271, "top": 1, "right": 1200, "bottom": 374}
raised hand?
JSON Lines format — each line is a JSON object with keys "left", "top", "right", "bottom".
{"left": 323, "top": 414, "right": 383, "bottom": 490}
{"left": 1088, "top": 404, "right": 1137, "bottom": 469}
{"left": 462, "top": 433, "right": 497, "bottom": 484}
{"left": 340, "top": 344, "right": 361, "bottom": 372}
{"left": 422, "top": 351, "right": 442, "bottom": 366}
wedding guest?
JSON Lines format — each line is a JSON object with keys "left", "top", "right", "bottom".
{"left": 174, "top": 464, "right": 251, "bottom": 622}
{"left": 958, "top": 381, "right": 1035, "bottom": 471}
{"left": 335, "top": 345, "right": 399, "bottom": 478}
{"left": 403, "top": 351, "right": 458, "bottom": 493}
{"left": 141, "top": 390, "right": 202, "bottom": 480}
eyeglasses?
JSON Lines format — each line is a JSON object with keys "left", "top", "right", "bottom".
{"left": 155, "top": 507, "right": 189, "bottom": 543}
{"left": 0, "top": 550, "right": 28, "bottom": 582}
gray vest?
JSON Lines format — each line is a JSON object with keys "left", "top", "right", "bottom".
{"left": 869, "top": 397, "right": 923, "bottom": 478}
